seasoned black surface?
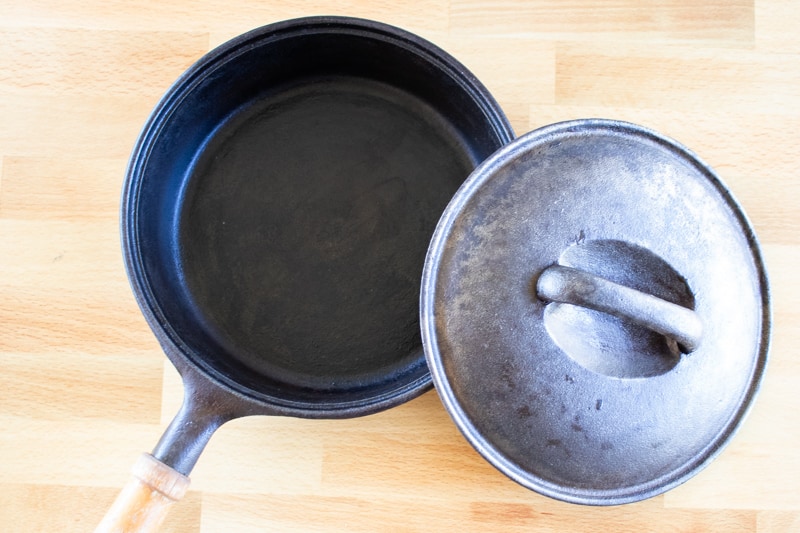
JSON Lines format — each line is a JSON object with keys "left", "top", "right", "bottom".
{"left": 178, "top": 77, "right": 472, "bottom": 391}
{"left": 126, "top": 19, "right": 512, "bottom": 415}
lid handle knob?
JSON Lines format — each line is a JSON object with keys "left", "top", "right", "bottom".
{"left": 537, "top": 264, "right": 702, "bottom": 353}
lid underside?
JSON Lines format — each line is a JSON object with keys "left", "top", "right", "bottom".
{"left": 422, "top": 119, "right": 769, "bottom": 504}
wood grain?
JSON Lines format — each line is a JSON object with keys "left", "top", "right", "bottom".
{"left": 450, "top": 0, "right": 754, "bottom": 44}
{"left": 1, "top": 1, "right": 798, "bottom": 531}
{"left": 96, "top": 453, "right": 190, "bottom": 533}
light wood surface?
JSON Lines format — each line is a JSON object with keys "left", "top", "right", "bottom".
{"left": 1, "top": 1, "right": 798, "bottom": 531}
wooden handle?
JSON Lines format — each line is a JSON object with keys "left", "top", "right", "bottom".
{"left": 95, "top": 453, "right": 190, "bottom": 533}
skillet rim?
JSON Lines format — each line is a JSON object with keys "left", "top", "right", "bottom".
{"left": 121, "top": 15, "right": 514, "bottom": 417}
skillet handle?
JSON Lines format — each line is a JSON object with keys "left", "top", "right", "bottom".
{"left": 95, "top": 453, "right": 190, "bottom": 533}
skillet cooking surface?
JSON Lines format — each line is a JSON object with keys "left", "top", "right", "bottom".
{"left": 178, "top": 76, "right": 473, "bottom": 392}
{"left": 126, "top": 19, "right": 513, "bottom": 412}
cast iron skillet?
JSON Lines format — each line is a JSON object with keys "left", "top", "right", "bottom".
{"left": 97, "top": 16, "right": 513, "bottom": 531}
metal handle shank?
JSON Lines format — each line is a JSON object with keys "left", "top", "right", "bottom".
{"left": 537, "top": 264, "right": 702, "bottom": 352}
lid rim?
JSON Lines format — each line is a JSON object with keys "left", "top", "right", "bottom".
{"left": 421, "top": 118, "right": 770, "bottom": 505}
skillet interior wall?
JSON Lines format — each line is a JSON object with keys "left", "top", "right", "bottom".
{"left": 126, "top": 22, "right": 512, "bottom": 410}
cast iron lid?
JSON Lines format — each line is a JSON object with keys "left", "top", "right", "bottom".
{"left": 421, "top": 119, "right": 769, "bottom": 505}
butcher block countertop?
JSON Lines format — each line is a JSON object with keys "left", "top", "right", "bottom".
{"left": 1, "top": 1, "right": 799, "bottom": 531}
